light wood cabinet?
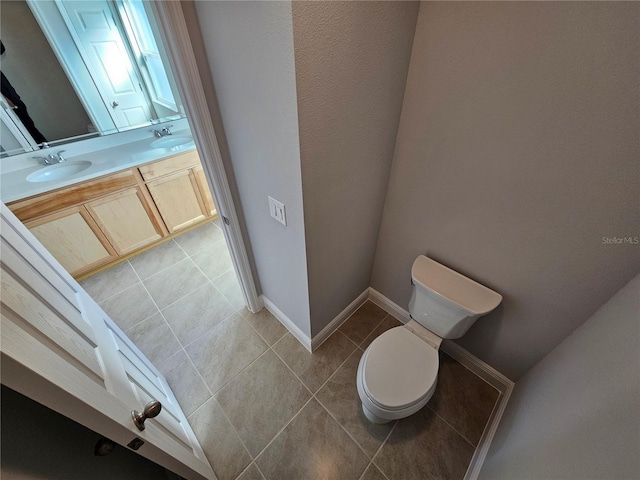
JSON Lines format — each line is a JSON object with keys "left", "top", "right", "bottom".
{"left": 86, "top": 187, "right": 164, "bottom": 255}
{"left": 146, "top": 169, "right": 207, "bottom": 233}
{"left": 8, "top": 149, "right": 217, "bottom": 278}
{"left": 194, "top": 166, "right": 216, "bottom": 217}
{"left": 138, "top": 150, "right": 200, "bottom": 181}
{"left": 9, "top": 170, "right": 137, "bottom": 222}
{"left": 25, "top": 206, "right": 117, "bottom": 276}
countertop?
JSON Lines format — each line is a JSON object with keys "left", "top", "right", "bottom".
{"left": 1, "top": 131, "right": 195, "bottom": 204}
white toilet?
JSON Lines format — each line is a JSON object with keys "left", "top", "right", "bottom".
{"left": 357, "top": 255, "right": 502, "bottom": 424}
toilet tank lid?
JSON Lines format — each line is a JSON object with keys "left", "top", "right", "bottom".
{"left": 412, "top": 256, "right": 503, "bottom": 315}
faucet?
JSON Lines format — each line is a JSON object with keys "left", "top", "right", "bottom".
{"left": 33, "top": 150, "right": 66, "bottom": 165}
{"left": 152, "top": 125, "right": 173, "bottom": 138}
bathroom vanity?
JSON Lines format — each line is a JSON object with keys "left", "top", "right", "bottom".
{"left": 2, "top": 125, "right": 217, "bottom": 278}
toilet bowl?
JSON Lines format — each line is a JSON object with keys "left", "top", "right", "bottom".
{"left": 357, "top": 325, "right": 439, "bottom": 423}
{"left": 357, "top": 256, "right": 502, "bottom": 424}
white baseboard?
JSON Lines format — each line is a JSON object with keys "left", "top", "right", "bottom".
{"left": 262, "top": 290, "right": 370, "bottom": 352}
{"left": 366, "top": 287, "right": 513, "bottom": 480}
{"left": 261, "top": 295, "right": 312, "bottom": 352}
{"left": 311, "top": 289, "right": 369, "bottom": 351}
{"left": 368, "top": 287, "right": 411, "bottom": 323}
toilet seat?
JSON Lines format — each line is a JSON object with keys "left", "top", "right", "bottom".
{"left": 359, "top": 326, "right": 439, "bottom": 411}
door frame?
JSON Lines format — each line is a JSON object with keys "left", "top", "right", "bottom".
{"left": 152, "top": 1, "right": 262, "bottom": 313}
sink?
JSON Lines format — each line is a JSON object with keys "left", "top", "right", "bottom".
{"left": 150, "top": 135, "right": 195, "bottom": 150}
{"left": 27, "top": 161, "right": 93, "bottom": 183}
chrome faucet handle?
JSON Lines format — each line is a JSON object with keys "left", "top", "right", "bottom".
{"left": 56, "top": 150, "right": 66, "bottom": 163}
{"left": 161, "top": 125, "right": 173, "bottom": 136}
{"left": 33, "top": 155, "right": 53, "bottom": 165}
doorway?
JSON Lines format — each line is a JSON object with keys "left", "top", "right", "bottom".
{"left": 1, "top": 1, "right": 260, "bottom": 478}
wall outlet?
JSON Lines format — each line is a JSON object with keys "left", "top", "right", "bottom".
{"left": 268, "top": 196, "right": 287, "bottom": 226}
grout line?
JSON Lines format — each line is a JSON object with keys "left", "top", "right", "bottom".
{"left": 314, "top": 393, "right": 372, "bottom": 461}
{"left": 210, "top": 343, "right": 274, "bottom": 398}
{"left": 161, "top": 346, "right": 213, "bottom": 417}
{"left": 270, "top": 346, "right": 316, "bottom": 398}
{"left": 241, "top": 311, "right": 288, "bottom": 348}
{"left": 181, "top": 345, "right": 215, "bottom": 397}
{"left": 136, "top": 257, "right": 213, "bottom": 310}
{"left": 233, "top": 463, "right": 254, "bottom": 480}
{"left": 176, "top": 309, "right": 239, "bottom": 351}
{"left": 209, "top": 345, "right": 306, "bottom": 465}
{"left": 357, "top": 464, "right": 370, "bottom": 480}
{"left": 129, "top": 264, "right": 214, "bottom": 400}
{"left": 121, "top": 306, "right": 161, "bottom": 334}
{"left": 129, "top": 239, "right": 188, "bottom": 281}
{"left": 269, "top": 335, "right": 373, "bottom": 461}
{"left": 339, "top": 329, "right": 362, "bottom": 349}
{"left": 425, "top": 404, "right": 477, "bottom": 449}
{"left": 311, "top": 341, "right": 359, "bottom": 395}
{"left": 90, "top": 260, "right": 141, "bottom": 303}
{"left": 358, "top": 313, "right": 393, "bottom": 348}
{"left": 370, "top": 422, "right": 397, "bottom": 480}
{"left": 358, "top": 462, "right": 390, "bottom": 480}
{"left": 253, "top": 462, "right": 267, "bottom": 480}
{"left": 233, "top": 462, "right": 258, "bottom": 480}
{"left": 211, "top": 396, "right": 254, "bottom": 465}
{"left": 440, "top": 349, "right": 502, "bottom": 395}
{"left": 202, "top": 266, "right": 234, "bottom": 284}
{"left": 250, "top": 396, "right": 316, "bottom": 463}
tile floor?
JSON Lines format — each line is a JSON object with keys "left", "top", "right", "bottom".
{"left": 81, "top": 221, "right": 501, "bottom": 480}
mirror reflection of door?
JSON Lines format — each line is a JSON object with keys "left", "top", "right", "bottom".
{"left": 0, "top": 0, "right": 184, "bottom": 157}
{"left": 57, "top": 0, "right": 155, "bottom": 129}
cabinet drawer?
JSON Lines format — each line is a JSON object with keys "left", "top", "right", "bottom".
{"left": 8, "top": 170, "right": 137, "bottom": 222}
{"left": 138, "top": 150, "right": 200, "bottom": 181}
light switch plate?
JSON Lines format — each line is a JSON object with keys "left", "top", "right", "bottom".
{"left": 268, "top": 196, "right": 287, "bottom": 226}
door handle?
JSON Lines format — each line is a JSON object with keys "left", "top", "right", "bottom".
{"left": 111, "top": 101, "right": 120, "bottom": 108}
{"left": 131, "top": 400, "right": 162, "bottom": 431}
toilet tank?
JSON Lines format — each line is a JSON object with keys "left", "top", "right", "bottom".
{"left": 408, "top": 256, "right": 502, "bottom": 339}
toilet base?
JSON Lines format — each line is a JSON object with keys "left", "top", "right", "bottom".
{"left": 361, "top": 404, "right": 392, "bottom": 424}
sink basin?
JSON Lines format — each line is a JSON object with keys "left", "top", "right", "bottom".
{"left": 27, "top": 161, "right": 92, "bottom": 183}
{"left": 150, "top": 135, "right": 195, "bottom": 149}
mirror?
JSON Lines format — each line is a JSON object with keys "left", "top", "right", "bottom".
{"left": 0, "top": 0, "right": 184, "bottom": 157}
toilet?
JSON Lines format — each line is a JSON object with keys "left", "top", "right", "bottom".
{"left": 357, "top": 255, "right": 502, "bottom": 424}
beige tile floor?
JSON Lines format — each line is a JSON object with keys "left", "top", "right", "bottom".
{"left": 81, "top": 221, "right": 500, "bottom": 480}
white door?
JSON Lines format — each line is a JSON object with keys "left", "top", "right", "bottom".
{"left": 0, "top": 204, "right": 216, "bottom": 480}
{"left": 57, "top": 0, "right": 154, "bottom": 128}
{"left": 0, "top": 97, "right": 38, "bottom": 153}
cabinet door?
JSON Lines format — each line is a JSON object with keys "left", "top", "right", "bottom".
{"left": 146, "top": 170, "right": 207, "bottom": 233}
{"left": 25, "top": 206, "right": 117, "bottom": 276}
{"left": 193, "top": 166, "right": 217, "bottom": 217}
{"left": 86, "top": 187, "right": 164, "bottom": 255}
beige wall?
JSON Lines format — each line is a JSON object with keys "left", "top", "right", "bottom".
{"left": 292, "top": 1, "right": 419, "bottom": 335}
{"left": 1, "top": 0, "right": 91, "bottom": 142}
{"left": 191, "top": 1, "right": 312, "bottom": 334}
{"left": 371, "top": 2, "right": 640, "bottom": 379}
{"left": 479, "top": 275, "right": 640, "bottom": 479}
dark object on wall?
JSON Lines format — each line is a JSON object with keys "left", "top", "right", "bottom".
{"left": 0, "top": 40, "right": 48, "bottom": 144}
{"left": 94, "top": 437, "right": 117, "bottom": 456}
